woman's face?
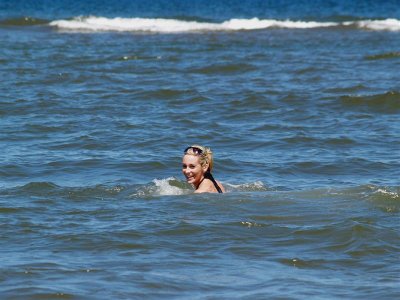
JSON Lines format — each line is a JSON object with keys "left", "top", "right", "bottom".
{"left": 182, "top": 154, "right": 207, "bottom": 187}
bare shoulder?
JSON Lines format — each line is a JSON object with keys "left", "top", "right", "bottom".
{"left": 194, "top": 180, "right": 215, "bottom": 193}
{"left": 195, "top": 179, "right": 225, "bottom": 193}
{"left": 216, "top": 180, "right": 226, "bottom": 193}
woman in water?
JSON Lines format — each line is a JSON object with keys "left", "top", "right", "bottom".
{"left": 182, "top": 145, "right": 225, "bottom": 193}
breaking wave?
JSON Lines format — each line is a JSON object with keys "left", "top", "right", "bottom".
{"left": 48, "top": 16, "right": 400, "bottom": 33}
{"left": 0, "top": 178, "right": 271, "bottom": 199}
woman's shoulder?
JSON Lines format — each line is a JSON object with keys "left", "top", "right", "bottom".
{"left": 195, "top": 179, "right": 225, "bottom": 193}
{"left": 216, "top": 180, "right": 226, "bottom": 193}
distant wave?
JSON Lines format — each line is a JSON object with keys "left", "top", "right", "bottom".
{"left": 47, "top": 16, "right": 400, "bottom": 33}
{"left": 340, "top": 91, "right": 400, "bottom": 113}
{"left": 0, "top": 17, "right": 48, "bottom": 26}
{"left": 346, "top": 18, "right": 400, "bottom": 31}
{"left": 365, "top": 52, "right": 400, "bottom": 60}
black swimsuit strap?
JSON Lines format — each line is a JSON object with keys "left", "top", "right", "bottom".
{"left": 205, "top": 172, "right": 223, "bottom": 193}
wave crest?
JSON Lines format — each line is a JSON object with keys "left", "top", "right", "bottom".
{"left": 48, "top": 16, "right": 400, "bottom": 33}
{"left": 368, "top": 186, "right": 400, "bottom": 213}
{"left": 1, "top": 179, "right": 272, "bottom": 198}
{"left": 129, "top": 177, "right": 191, "bottom": 197}
{"left": 365, "top": 52, "right": 400, "bottom": 60}
{"left": 340, "top": 91, "right": 400, "bottom": 113}
{"left": 349, "top": 18, "right": 400, "bottom": 31}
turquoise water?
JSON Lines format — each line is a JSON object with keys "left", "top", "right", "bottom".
{"left": 1, "top": 1, "right": 399, "bottom": 299}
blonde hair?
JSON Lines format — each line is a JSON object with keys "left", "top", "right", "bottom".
{"left": 184, "top": 145, "right": 214, "bottom": 173}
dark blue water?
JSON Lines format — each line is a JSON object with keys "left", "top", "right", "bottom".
{"left": 1, "top": 1, "right": 399, "bottom": 299}
{"left": 2, "top": 0, "right": 400, "bottom": 20}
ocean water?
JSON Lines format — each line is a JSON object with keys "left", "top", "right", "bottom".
{"left": 1, "top": 0, "right": 399, "bottom": 299}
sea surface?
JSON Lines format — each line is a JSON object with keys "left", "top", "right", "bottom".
{"left": 1, "top": 0, "right": 399, "bottom": 299}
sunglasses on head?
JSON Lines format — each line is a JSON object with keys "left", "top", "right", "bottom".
{"left": 184, "top": 146, "right": 203, "bottom": 155}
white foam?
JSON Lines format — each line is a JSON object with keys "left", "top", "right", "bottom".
{"left": 49, "top": 16, "right": 400, "bottom": 33}
{"left": 221, "top": 18, "right": 337, "bottom": 30}
{"left": 49, "top": 16, "right": 343, "bottom": 33}
{"left": 374, "top": 188, "right": 399, "bottom": 199}
{"left": 349, "top": 18, "right": 400, "bottom": 31}
{"left": 226, "top": 181, "right": 268, "bottom": 192}
{"left": 152, "top": 177, "right": 187, "bottom": 195}
{"left": 50, "top": 16, "right": 219, "bottom": 33}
